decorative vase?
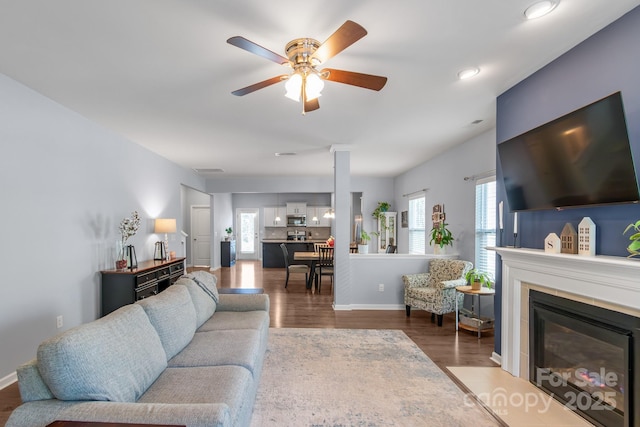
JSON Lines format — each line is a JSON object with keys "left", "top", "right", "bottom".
{"left": 471, "top": 281, "right": 481, "bottom": 291}
{"left": 434, "top": 245, "right": 446, "bottom": 255}
{"left": 357, "top": 244, "right": 369, "bottom": 254}
{"left": 115, "top": 241, "right": 127, "bottom": 269}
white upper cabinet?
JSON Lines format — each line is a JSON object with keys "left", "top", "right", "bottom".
{"left": 264, "top": 207, "right": 286, "bottom": 227}
{"left": 286, "top": 202, "right": 307, "bottom": 215}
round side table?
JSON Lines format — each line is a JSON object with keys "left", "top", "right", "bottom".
{"left": 455, "top": 285, "right": 495, "bottom": 338}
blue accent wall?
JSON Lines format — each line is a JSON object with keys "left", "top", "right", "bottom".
{"left": 494, "top": 6, "right": 640, "bottom": 355}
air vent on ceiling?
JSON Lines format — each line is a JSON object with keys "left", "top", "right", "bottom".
{"left": 193, "top": 168, "right": 225, "bottom": 173}
{"left": 275, "top": 152, "right": 297, "bottom": 156}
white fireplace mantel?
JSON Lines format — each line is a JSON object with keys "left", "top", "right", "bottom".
{"left": 493, "top": 247, "right": 640, "bottom": 378}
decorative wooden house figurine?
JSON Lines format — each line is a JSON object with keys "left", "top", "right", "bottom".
{"left": 560, "top": 223, "right": 578, "bottom": 254}
{"left": 544, "top": 233, "right": 561, "bottom": 253}
{"left": 578, "top": 217, "right": 596, "bottom": 256}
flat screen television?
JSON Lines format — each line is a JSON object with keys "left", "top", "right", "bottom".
{"left": 498, "top": 91, "right": 639, "bottom": 211}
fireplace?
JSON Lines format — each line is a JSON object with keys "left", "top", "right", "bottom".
{"left": 530, "top": 290, "right": 640, "bottom": 427}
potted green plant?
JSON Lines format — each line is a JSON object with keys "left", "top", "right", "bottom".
{"left": 358, "top": 230, "right": 374, "bottom": 254}
{"left": 465, "top": 269, "right": 494, "bottom": 291}
{"left": 225, "top": 227, "right": 233, "bottom": 241}
{"left": 623, "top": 220, "right": 640, "bottom": 258}
{"left": 429, "top": 222, "right": 453, "bottom": 253}
{"left": 372, "top": 201, "right": 391, "bottom": 221}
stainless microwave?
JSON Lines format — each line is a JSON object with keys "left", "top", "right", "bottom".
{"left": 287, "top": 215, "right": 306, "bottom": 227}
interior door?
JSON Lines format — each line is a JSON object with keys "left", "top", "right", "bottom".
{"left": 236, "top": 208, "right": 259, "bottom": 260}
{"left": 191, "top": 205, "right": 211, "bottom": 267}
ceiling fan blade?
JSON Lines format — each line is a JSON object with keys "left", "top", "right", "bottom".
{"left": 304, "top": 97, "right": 320, "bottom": 113}
{"left": 312, "top": 20, "right": 367, "bottom": 64}
{"left": 227, "top": 36, "right": 290, "bottom": 65}
{"left": 322, "top": 68, "right": 388, "bottom": 91}
{"left": 231, "top": 75, "right": 287, "bottom": 96}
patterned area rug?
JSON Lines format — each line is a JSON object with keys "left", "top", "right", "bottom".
{"left": 250, "top": 328, "right": 500, "bottom": 426}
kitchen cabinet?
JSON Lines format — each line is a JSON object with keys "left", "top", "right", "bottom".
{"left": 286, "top": 202, "right": 307, "bottom": 215}
{"left": 262, "top": 241, "right": 313, "bottom": 268}
{"left": 306, "top": 206, "right": 332, "bottom": 227}
{"left": 264, "top": 206, "right": 286, "bottom": 227}
{"left": 376, "top": 211, "right": 397, "bottom": 252}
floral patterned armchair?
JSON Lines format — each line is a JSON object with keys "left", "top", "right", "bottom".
{"left": 402, "top": 259, "right": 473, "bottom": 326}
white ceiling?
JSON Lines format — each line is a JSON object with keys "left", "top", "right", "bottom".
{"left": 1, "top": 0, "right": 639, "bottom": 178}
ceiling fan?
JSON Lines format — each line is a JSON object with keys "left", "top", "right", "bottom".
{"left": 227, "top": 20, "right": 388, "bottom": 114}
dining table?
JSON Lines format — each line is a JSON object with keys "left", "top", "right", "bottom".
{"left": 293, "top": 251, "right": 321, "bottom": 292}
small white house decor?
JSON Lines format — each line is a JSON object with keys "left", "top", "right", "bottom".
{"left": 560, "top": 223, "right": 578, "bottom": 254}
{"left": 544, "top": 233, "right": 561, "bottom": 254}
{"left": 578, "top": 217, "right": 596, "bottom": 256}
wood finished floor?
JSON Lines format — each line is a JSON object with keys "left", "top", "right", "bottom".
{"left": 0, "top": 260, "right": 499, "bottom": 426}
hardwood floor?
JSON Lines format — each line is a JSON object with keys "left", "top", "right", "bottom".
{"left": 0, "top": 260, "right": 498, "bottom": 426}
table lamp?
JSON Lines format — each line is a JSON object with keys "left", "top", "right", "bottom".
{"left": 154, "top": 218, "right": 176, "bottom": 260}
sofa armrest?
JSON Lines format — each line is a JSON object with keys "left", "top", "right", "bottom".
{"left": 16, "top": 359, "right": 54, "bottom": 402}
{"left": 7, "top": 400, "right": 231, "bottom": 427}
{"left": 402, "top": 273, "right": 430, "bottom": 289}
{"left": 441, "top": 278, "right": 467, "bottom": 289}
{"left": 216, "top": 293, "right": 270, "bottom": 312}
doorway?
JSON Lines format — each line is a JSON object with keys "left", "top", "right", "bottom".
{"left": 191, "top": 205, "right": 211, "bottom": 267}
{"left": 236, "top": 208, "right": 259, "bottom": 260}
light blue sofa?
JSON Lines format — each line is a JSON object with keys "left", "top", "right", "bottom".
{"left": 6, "top": 271, "right": 270, "bottom": 427}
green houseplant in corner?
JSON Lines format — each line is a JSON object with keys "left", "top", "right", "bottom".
{"left": 623, "top": 220, "right": 640, "bottom": 258}
{"left": 465, "top": 269, "right": 494, "bottom": 291}
{"left": 429, "top": 222, "right": 453, "bottom": 253}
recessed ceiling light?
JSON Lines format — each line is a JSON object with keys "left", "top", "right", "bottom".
{"left": 524, "top": 1, "right": 559, "bottom": 20}
{"left": 458, "top": 67, "right": 480, "bottom": 80}
{"left": 275, "top": 152, "right": 297, "bottom": 156}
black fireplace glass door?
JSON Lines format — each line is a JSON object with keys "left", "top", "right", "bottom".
{"left": 532, "top": 304, "right": 628, "bottom": 427}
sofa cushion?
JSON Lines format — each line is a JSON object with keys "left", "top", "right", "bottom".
{"left": 174, "top": 277, "right": 216, "bottom": 327}
{"left": 138, "top": 365, "right": 254, "bottom": 427}
{"left": 168, "top": 329, "right": 264, "bottom": 376}
{"left": 197, "top": 310, "right": 269, "bottom": 334}
{"left": 184, "top": 271, "right": 219, "bottom": 303}
{"left": 136, "top": 285, "right": 197, "bottom": 360}
{"left": 37, "top": 304, "right": 167, "bottom": 402}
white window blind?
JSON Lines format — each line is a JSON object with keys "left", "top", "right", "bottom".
{"left": 408, "top": 195, "right": 426, "bottom": 254}
{"left": 475, "top": 178, "right": 496, "bottom": 276}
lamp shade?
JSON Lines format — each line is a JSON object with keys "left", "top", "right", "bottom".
{"left": 154, "top": 218, "right": 177, "bottom": 234}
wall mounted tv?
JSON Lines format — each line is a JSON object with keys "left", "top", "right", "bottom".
{"left": 498, "top": 91, "right": 639, "bottom": 211}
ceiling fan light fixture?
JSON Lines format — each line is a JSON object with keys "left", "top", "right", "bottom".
{"left": 284, "top": 73, "right": 302, "bottom": 101}
{"left": 458, "top": 67, "right": 480, "bottom": 80}
{"left": 524, "top": 1, "right": 559, "bottom": 20}
{"left": 305, "top": 73, "right": 324, "bottom": 101}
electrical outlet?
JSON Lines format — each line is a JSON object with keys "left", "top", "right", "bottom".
{"left": 56, "top": 315, "right": 63, "bottom": 329}
{"left": 378, "top": 284, "right": 384, "bottom": 292}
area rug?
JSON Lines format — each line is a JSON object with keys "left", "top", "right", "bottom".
{"left": 250, "top": 328, "right": 500, "bottom": 426}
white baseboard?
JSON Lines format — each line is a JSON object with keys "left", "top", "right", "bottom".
{"left": 490, "top": 351, "right": 502, "bottom": 366}
{"left": 333, "top": 304, "right": 405, "bottom": 311}
{"left": 0, "top": 371, "right": 17, "bottom": 390}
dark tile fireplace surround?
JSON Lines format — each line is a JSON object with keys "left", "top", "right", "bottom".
{"left": 530, "top": 290, "right": 640, "bottom": 427}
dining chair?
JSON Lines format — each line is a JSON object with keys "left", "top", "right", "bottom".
{"left": 280, "top": 243, "right": 310, "bottom": 289}
{"left": 315, "top": 246, "right": 334, "bottom": 294}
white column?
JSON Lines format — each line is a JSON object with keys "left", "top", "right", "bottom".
{"left": 331, "top": 145, "right": 351, "bottom": 307}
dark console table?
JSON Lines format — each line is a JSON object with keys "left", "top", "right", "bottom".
{"left": 221, "top": 240, "right": 236, "bottom": 267}
{"left": 100, "top": 257, "right": 185, "bottom": 316}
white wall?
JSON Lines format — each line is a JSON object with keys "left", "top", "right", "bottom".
{"left": 0, "top": 74, "right": 205, "bottom": 381}
{"left": 394, "top": 130, "right": 496, "bottom": 263}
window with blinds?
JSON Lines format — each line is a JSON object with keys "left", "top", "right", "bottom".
{"left": 408, "top": 195, "right": 426, "bottom": 254}
{"left": 475, "top": 178, "right": 496, "bottom": 276}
